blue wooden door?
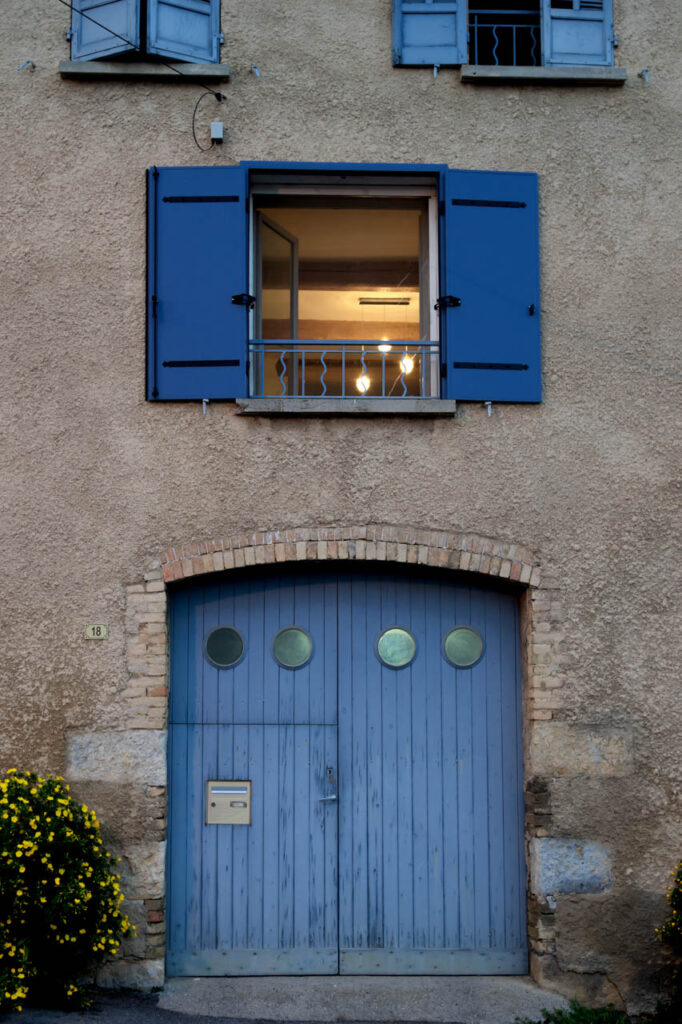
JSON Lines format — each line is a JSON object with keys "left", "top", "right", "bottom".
{"left": 167, "top": 569, "right": 526, "bottom": 976}
{"left": 167, "top": 573, "right": 339, "bottom": 975}
{"left": 337, "top": 573, "right": 526, "bottom": 973}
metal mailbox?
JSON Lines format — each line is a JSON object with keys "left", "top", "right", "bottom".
{"left": 206, "top": 780, "right": 252, "bottom": 825}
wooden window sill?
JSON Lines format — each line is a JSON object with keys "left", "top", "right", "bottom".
{"left": 59, "top": 60, "right": 229, "bottom": 81}
{"left": 460, "top": 65, "right": 627, "bottom": 86}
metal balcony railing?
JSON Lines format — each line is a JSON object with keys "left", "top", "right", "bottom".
{"left": 249, "top": 342, "right": 441, "bottom": 399}
{"left": 469, "top": 7, "right": 541, "bottom": 67}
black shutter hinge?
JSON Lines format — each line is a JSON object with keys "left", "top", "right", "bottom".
{"left": 231, "top": 293, "right": 256, "bottom": 310}
{"left": 434, "top": 295, "right": 461, "bottom": 311}
{"left": 246, "top": 359, "right": 250, "bottom": 377}
{"left": 438, "top": 199, "right": 445, "bottom": 216}
{"left": 152, "top": 167, "right": 159, "bottom": 179}
{"left": 440, "top": 361, "right": 447, "bottom": 379}
{"left": 528, "top": 303, "right": 535, "bottom": 316}
{"left": 151, "top": 295, "right": 158, "bottom": 318}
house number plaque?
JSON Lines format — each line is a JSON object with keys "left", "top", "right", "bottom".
{"left": 84, "top": 624, "right": 109, "bottom": 640}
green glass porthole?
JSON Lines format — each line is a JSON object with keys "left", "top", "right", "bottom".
{"left": 205, "top": 627, "right": 244, "bottom": 669}
{"left": 273, "top": 627, "right": 313, "bottom": 669}
{"left": 443, "top": 626, "right": 484, "bottom": 669}
{"left": 376, "top": 627, "right": 416, "bottom": 669}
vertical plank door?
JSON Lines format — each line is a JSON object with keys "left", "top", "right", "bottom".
{"left": 167, "top": 573, "right": 339, "bottom": 975}
{"left": 337, "top": 572, "right": 527, "bottom": 973}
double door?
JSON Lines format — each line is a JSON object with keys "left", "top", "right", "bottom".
{"left": 167, "top": 568, "right": 526, "bottom": 975}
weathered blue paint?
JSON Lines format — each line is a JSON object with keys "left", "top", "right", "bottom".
{"left": 542, "top": 0, "right": 614, "bottom": 68}
{"left": 71, "top": 0, "right": 140, "bottom": 61}
{"left": 147, "top": 0, "right": 220, "bottom": 64}
{"left": 337, "top": 573, "right": 526, "bottom": 973}
{"left": 392, "top": 1, "right": 468, "bottom": 67}
{"left": 168, "top": 569, "right": 526, "bottom": 976}
{"left": 442, "top": 169, "right": 541, "bottom": 402}
{"left": 147, "top": 166, "right": 248, "bottom": 401}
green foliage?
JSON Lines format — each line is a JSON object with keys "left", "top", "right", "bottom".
{"left": 514, "top": 1000, "right": 630, "bottom": 1024}
{"left": 657, "top": 860, "right": 682, "bottom": 955}
{"left": 0, "top": 769, "right": 133, "bottom": 1011}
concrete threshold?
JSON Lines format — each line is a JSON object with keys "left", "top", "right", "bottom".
{"left": 159, "top": 976, "right": 570, "bottom": 1024}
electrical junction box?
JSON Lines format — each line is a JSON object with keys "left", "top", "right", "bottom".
{"left": 210, "top": 121, "right": 224, "bottom": 143}
{"left": 206, "top": 780, "right": 251, "bottom": 825}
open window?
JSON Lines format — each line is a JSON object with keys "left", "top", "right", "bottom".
{"left": 392, "top": 0, "right": 616, "bottom": 69}
{"left": 250, "top": 179, "right": 440, "bottom": 398}
{"left": 147, "top": 162, "right": 541, "bottom": 405}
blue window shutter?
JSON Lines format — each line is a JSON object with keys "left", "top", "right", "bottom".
{"left": 392, "top": 0, "right": 467, "bottom": 66}
{"left": 542, "top": 0, "right": 614, "bottom": 67}
{"left": 147, "top": 0, "right": 220, "bottom": 64}
{"left": 71, "top": 0, "right": 140, "bottom": 60}
{"left": 441, "top": 170, "right": 541, "bottom": 403}
{"left": 147, "top": 166, "right": 248, "bottom": 401}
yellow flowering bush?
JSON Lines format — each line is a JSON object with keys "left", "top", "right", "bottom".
{"left": 658, "top": 860, "right": 682, "bottom": 954}
{"left": 0, "top": 770, "right": 133, "bottom": 1011}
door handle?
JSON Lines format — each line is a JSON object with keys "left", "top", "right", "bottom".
{"left": 319, "top": 794, "right": 337, "bottom": 802}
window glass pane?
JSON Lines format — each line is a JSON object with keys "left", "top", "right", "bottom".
{"left": 443, "top": 627, "right": 483, "bottom": 668}
{"left": 205, "top": 627, "right": 244, "bottom": 668}
{"left": 273, "top": 627, "right": 313, "bottom": 669}
{"left": 376, "top": 627, "right": 416, "bottom": 668}
{"left": 261, "top": 219, "right": 295, "bottom": 340}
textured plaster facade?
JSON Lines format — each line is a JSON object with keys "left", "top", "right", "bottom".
{"left": 1, "top": 0, "right": 681, "bottom": 1014}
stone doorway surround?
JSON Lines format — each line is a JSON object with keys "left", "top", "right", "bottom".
{"left": 66, "top": 525, "right": 626, "bottom": 1005}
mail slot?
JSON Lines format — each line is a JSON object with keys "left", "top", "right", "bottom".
{"left": 206, "top": 780, "right": 252, "bottom": 825}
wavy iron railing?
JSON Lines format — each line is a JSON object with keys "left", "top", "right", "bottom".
{"left": 250, "top": 342, "right": 440, "bottom": 399}
{"left": 469, "top": 8, "right": 541, "bottom": 67}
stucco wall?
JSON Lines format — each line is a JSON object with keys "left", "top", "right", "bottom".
{"left": 1, "top": 0, "right": 680, "bottom": 1012}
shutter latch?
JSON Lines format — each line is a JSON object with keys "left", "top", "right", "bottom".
{"left": 434, "top": 295, "right": 461, "bottom": 311}
{"left": 65, "top": 27, "right": 74, "bottom": 40}
{"left": 217, "top": 32, "right": 225, "bottom": 45}
{"left": 231, "top": 293, "right": 256, "bottom": 310}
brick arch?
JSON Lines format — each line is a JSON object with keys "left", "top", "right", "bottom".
{"left": 159, "top": 524, "right": 541, "bottom": 586}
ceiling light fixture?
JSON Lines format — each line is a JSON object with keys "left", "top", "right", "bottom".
{"left": 358, "top": 297, "right": 411, "bottom": 306}
{"left": 378, "top": 343, "right": 392, "bottom": 353}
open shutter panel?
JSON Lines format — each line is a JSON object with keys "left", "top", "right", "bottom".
{"left": 71, "top": 0, "right": 139, "bottom": 60}
{"left": 392, "top": 0, "right": 467, "bottom": 66}
{"left": 542, "top": 0, "right": 614, "bottom": 67}
{"left": 147, "top": 166, "right": 248, "bottom": 401}
{"left": 441, "top": 170, "right": 541, "bottom": 402}
{"left": 147, "top": 0, "right": 220, "bottom": 63}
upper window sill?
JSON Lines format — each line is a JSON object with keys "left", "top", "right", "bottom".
{"left": 460, "top": 65, "right": 627, "bottom": 86}
{"left": 236, "top": 398, "right": 458, "bottom": 417}
{"left": 58, "top": 60, "right": 230, "bottom": 81}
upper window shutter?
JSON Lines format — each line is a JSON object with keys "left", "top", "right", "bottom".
{"left": 392, "top": 0, "right": 467, "bottom": 66}
{"left": 441, "top": 170, "right": 541, "bottom": 403}
{"left": 147, "top": 166, "right": 249, "bottom": 401}
{"left": 147, "top": 0, "right": 220, "bottom": 64}
{"left": 70, "top": 0, "right": 140, "bottom": 61}
{"left": 542, "top": 0, "right": 614, "bottom": 67}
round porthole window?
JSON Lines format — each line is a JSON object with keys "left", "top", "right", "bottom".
{"left": 376, "top": 627, "right": 417, "bottom": 669}
{"left": 205, "top": 627, "right": 244, "bottom": 668}
{"left": 273, "top": 627, "right": 313, "bottom": 669}
{"left": 443, "top": 626, "right": 484, "bottom": 669}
